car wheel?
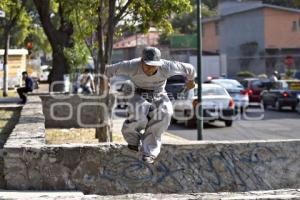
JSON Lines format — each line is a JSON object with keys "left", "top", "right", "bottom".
{"left": 275, "top": 100, "right": 281, "bottom": 111}
{"left": 171, "top": 117, "right": 177, "bottom": 124}
{"left": 224, "top": 120, "right": 233, "bottom": 127}
{"left": 261, "top": 100, "right": 267, "bottom": 109}
{"left": 291, "top": 106, "right": 296, "bottom": 111}
{"left": 184, "top": 118, "right": 196, "bottom": 128}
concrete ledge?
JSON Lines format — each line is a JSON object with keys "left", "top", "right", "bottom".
{"left": 4, "top": 96, "right": 45, "bottom": 147}
{"left": 3, "top": 96, "right": 300, "bottom": 195}
{"left": 4, "top": 140, "right": 300, "bottom": 194}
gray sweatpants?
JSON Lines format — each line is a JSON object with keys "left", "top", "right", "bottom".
{"left": 121, "top": 93, "right": 173, "bottom": 157}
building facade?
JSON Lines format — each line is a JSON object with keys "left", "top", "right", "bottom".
{"left": 202, "top": 0, "right": 300, "bottom": 77}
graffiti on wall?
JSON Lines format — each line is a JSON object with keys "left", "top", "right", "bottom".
{"left": 99, "top": 146, "right": 288, "bottom": 193}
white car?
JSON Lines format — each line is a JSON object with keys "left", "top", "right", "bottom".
{"left": 38, "top": 65, "right": 52, "bottom": 82}
{"left": 210, "top": 79, "right": 249, "bottom": 111}
{"left": 172, "top": 83, "right": 235, "bottom": 127}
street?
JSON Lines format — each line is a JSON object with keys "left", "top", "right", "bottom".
{"left": 168, "top": 106, "right": 300, "bottom": 141}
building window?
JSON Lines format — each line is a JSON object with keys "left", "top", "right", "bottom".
{"left": 292, "top": 21, "right": 297, "bottom": 32}
{"left": 215, "top": 22, "right": 219, "bottom": 35}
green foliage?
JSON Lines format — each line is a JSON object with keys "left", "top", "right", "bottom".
{"left": 169, "top": 2, "right": 217, "bottom": 35}
{"left": 63, "top": 0, "right": 193, "bottom": 63}
{"left": 263, "top": 0, "right": 300, "bottom": 8}
{"left": 0, "top": 0, "right": 32, "bottom": 48}
{"left": 64, "top": 41, "right": 89, "bottom": 73}
{"left": 285, "top": 69, "right": 294, "bottom": 78}
{"left": 114, "top": 0, "right": 193, "bottom": 35}
{"left": 29, "top": 26, "right": 52, "bottom": 54}
{"left": 237, "top": 71, "right": 256, "bottom": 78}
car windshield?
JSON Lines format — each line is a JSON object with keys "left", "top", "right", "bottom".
{"left": 194, "top": 86, "right": 227, "bottom": 96}
{"left": 212, "top": 79, "right": 243, "bottom": 89}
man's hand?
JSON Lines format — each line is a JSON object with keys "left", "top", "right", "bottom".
{"left": 185, "top": 79, "right": 195, "bottom": 90}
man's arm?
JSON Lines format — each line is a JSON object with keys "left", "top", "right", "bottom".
{"left": 105, "top": 60, "right": 138, "bottom": 79}
{"left": 26, "top": 77, "right": 34, "bottom": 90}
{"left": 103, "top": 59, "right": 138, "bottom": 93}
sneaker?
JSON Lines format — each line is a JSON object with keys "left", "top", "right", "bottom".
{"left": 127, "top": 144, "right": 139, "bottom": 152}
{"left": 142, "top": 155, "right": 156, "bottom": 164}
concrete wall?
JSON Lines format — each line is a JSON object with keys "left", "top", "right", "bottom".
{"left": 3, "top": 96, "right": 300, "bottom": 195}
{"left": 264, "top": 8, "right": 300, "bottom": 49}
{"left": 202, "top": 21, "right": 220, "bottom": 53}
{"left": 40, "top": 94, "right": 115, "bottom": 128}
{"left": 219, "top": 9, "right": 266, "bottom": 77}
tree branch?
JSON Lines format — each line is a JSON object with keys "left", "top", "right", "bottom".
{"left": 7, "top": 0, "right": 27, "bottom": 31}
{"left": 74, "top": 8, "right": 94, "bottom": 57}
{"left": 114, "top": 0, "right": 133, "bottom": 24}
{"left": 33, "top": 0, "right": 60, "bottom": 50}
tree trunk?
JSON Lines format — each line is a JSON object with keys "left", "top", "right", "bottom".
{"left": 33, "top": 0, "right": 71, "bottom": 92}
{"left": 2, "top": 31, "right": 10, "bottom": 97}
{"left": 95, "top": 0, "right": 112, "bottom": 142}
{"left": 49, "top": 50, "right": 69, "bottom": 91}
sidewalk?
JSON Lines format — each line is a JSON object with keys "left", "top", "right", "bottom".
{"left": 112, "top": 117, "right": 189, "bottom": 144}
{"left": 1, "top": 189, "right": 300, "bottom": 200}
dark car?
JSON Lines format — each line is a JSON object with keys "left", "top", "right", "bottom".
{"left": 240, "top": 78, "right": 271, "bottom": 104}
{"left": 293, "top": 71, "right": 300, "bottom": 80}
{"left": 261, "top": 80, "right": 300, "bottom": 111}
{"left": 165, "top": 75, "right": 186, "bottom": 101}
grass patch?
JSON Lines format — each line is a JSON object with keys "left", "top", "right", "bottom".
{"left": 0, "top": 108, "right": 21, "bottom": 189}
{"left": 46, "top": 128, "right": 125, "bottom": 144}
{"left": 0, "top": 90, "right": 18, "bottom": 98}
{"left": 0, "top": 108, "right": 21, "bottom": 148}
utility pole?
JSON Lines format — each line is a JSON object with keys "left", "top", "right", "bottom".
{"left": 197, "top": 0, "right": 203, "bottom": 140}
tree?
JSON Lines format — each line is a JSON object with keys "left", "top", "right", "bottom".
{"left": 263, "top": 0, "right": 300, "bottom": 8}
{"left": 32, "top": 0, "right": 192, "bottom": 141}
{"left": 171, "top": 2, "right": 217, "bottom": 34}
{"left": 0, "top": 0, "right": 29, "bottom": 96}
{"left": 94, "top": 0, "right": 193, "bottom": 141}
{"left": 33, "top": 0, "right": 75, "bottom": 91}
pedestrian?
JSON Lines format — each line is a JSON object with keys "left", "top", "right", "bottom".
{"left": 105, "top": 46, "right": 195, "bottom": 163}
{"left": 17, "top": 71, "right": 34, "bottom": 104}
{"left": 269, "top": 70, "right": 279, "bottom": 82}
{"left": 72, "top": 69, "right": 81, "bottom": 94}
{"left": 78, "top": 68, "right": 95, "bottom": 94}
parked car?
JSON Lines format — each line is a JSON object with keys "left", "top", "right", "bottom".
{"left": 293, "top": 70, "right": 300, "bottom": 80}
{"left": 165, "top": 75, "right": 186, "bottom": 101}
{"left": 38, "top": 65, "right": 52, "bottom": 82}
{"left": 209, "top": 78, "right": 249, "bottom": 111}
{"left": 240, "top": 78, "right": 271, "bottom": 105}
{"left": 172, "top": 84, "right": 235, "bottom": 127}
{"left": 261, "top": 80, "right": 300, "bottom": 111}
{"left": 115, "top": 80, "right": 134, "bottom": 109}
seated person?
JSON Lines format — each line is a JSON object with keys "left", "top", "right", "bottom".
{"left": 17, "top": 71, "right": 34, "bottom": 104}
{"left": 78, "top": 69, "right": 95, "bottom": 94}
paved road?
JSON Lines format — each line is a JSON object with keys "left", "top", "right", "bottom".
{"left": 168, "top": 106, "right": 300, "bottom": 141}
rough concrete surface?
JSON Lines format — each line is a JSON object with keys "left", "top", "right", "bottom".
{"left": 1, "top": 189, "right": 300, "bottom": 200}
{"left": 4, "top": 140, "right": 300, "bottom": 195}
{"left": 40, "top": 94, "right": 115, "bottom": 128}
{"left": 3, "top": 96, "right": 300, "bottom": 196}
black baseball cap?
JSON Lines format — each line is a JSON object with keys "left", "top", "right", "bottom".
{"left": 142, "top": 46, "right": 163, "bottom": 67}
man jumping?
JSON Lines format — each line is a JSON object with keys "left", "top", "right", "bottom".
{"left": 105, "top": 46, "right": 195, "bottom": 163}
